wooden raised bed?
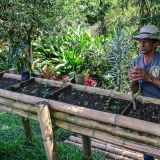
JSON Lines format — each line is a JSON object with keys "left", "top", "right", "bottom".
{"left": 0, "top": 73, "right": 160, "bottom": 160}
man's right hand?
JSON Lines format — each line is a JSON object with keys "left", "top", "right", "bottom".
{"left": 128, "top": 65, "right": 141, "bottom": 82}
{"left": 128, "top": 65, "right": 140, "bottom": 93}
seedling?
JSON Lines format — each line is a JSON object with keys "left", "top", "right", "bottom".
{"left": 31, "top": 89, "right": 38, "bottom": 94}
{"left": 99, "top": 95, "right": 103, "bottom": 100}
{"left": 58, "top": 93, "right": 64, "bottom": 99}
{"left": 84, "top": 101, "right": 89, "bottom": 106}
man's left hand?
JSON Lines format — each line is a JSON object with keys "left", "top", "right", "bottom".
{"left": 138, "top": 68, "right": 150, "bottom": 81}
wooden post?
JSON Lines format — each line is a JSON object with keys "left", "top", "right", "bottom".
{"left": 82, "top": 135, "right": 92, "bottom": 160}
{"left": 21, "top": 117, "right": 32, "bottom": 144}
{"left": 36, "top": 101, "right": 57, "bottom": 160}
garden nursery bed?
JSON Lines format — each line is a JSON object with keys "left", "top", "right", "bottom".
{"left": 2, "top": 72, "right": 160, "bottom": 124}
{"left": 1, "top": 73, "right": 160, "bottom": 159}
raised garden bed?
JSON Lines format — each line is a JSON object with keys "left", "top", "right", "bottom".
{"left": 0, "top": 73, "right": 160, "bottom": 159}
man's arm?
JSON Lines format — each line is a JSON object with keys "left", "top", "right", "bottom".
{"left": 130, "top": 81, "right": 139, "bottom": 93}
{"left": 147, "top": 76, "right": 160, "bottom": 88}
{"left": 128, "top": 67, "right": 139, "bottom": 93}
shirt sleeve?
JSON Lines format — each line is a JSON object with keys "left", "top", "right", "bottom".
{"left": 131, "top": 59, "right": 136, "bottom": 68}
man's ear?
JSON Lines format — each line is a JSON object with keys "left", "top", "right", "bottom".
{"left": 154, "top": 40, "right": 160, "bottom": 47}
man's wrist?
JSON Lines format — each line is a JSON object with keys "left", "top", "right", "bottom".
{"left": 147, "top": 74, "right": 154, "bottom": 82}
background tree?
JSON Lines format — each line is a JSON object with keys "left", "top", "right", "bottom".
{"left": 120, "top": 0, "right": 160, "bottom": 26}
{"left": 0, "top": 0, "right": 64, "bottom": 69}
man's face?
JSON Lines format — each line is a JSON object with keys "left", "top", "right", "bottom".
{"left": 138, "top": 39, "right": 156, "bottom": 55}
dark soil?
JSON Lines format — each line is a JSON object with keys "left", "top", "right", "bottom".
{"left": 49, "top": 87, "right": 160, "bottom": 124}
{"left": 50, "top": 87, "right": 130, "bottom": 114}
{"left": 0, "top": 77, "right": 20, "bottom": 90}
{"left": 124, "top": 100, "right": 160, "bottom": 124}
{"left": 12, "top": 80, "right": 60, "bottom": 98}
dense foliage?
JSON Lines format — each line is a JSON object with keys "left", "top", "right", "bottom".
{"left": 1, "top": 0, "right": 160, "bottom": 92}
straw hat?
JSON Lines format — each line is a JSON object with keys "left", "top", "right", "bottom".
{"left": 133, "top": 25, "right": 160, "bottom": 40}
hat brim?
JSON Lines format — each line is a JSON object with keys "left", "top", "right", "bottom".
{"left": 133, "top": 33, "right": 160, "bottom": 40}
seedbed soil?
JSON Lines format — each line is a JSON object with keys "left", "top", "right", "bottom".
{"left": 50, "top": 87, "right": 130, "bottom": 114}
{"left": 124, "top": 100, "right": 160, "bottom": 124}
{"left": 11, "top": 80, "right": 60, "bottom": 98}
{"left": 0, "top": 77, "right": 20, "bottom": 90}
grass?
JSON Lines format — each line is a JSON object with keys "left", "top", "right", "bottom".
{"left": 0, "top": 112, "right": 106, "bottom": 160}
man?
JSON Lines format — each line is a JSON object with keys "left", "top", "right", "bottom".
{"left": 128, "top": 25, "right": 160, "bottom": 160}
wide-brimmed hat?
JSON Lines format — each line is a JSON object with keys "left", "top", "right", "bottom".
{"left": 133, "top": 25, "right": 160, "bottom": 40}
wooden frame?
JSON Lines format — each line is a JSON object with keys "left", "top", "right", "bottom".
{"left": 0, "top": 73, "right": 160, "bottom": 159}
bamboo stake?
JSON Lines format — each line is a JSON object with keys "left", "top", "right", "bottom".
{"left": 70, "top": 83, "right": 132, "bottom": 101}
{"left": 55, "top": 120, "right": 160, "bottom": 158}
{"left": 36, "top": 101, "right": 57, "bottom": 160}
{"left": 21, "top": 117, "right": 32, "bottom": 144}
{"left": 0, "top": 104, "right": 37, "bottom": 120}
{"left": 69, "top": 136, "right": 143, "bottom": 160}
{"left": 82, "top": 135, "right": 92, "bottom": 160}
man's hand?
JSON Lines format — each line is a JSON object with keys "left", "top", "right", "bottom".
{"left": 128, "top": 65, "right": 150, "bottom": 81}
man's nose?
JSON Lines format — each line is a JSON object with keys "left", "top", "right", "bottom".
{"left": 139, "top": 41, "right": 145, "bottom": 47}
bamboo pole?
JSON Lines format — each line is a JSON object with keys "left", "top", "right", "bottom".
{"left": 52, "top": 111, "right": 160, "bottom": 147}
{"left": 36, "top": 101, "right": 57, "bottom": 160}
{"left": 0, "top": 104, "right": 37, "bottom": 120}
{"left": 70, "top": 83, "right": 132, "bottom": 101}
{"left": 35, "top": 77, "right": 65, "bottom": 87}
{"left": 64, "top": 140, "right": 133, "bottom": 160}
{"left": 68, "top": 136, "right": 143, "bottom": 160}
{"left": 3, "top": 73, "right": 21, "bottom": 80}
{"left": 0, "top": 89, "right": 47, "bottom": 104}
{"left": 0, "top": 97, "right": 37, "bottom": 113}
{"left": 55, "top": 120, "right": 160, "bottom": 158}
{"left": 21, "top": 117, "right": 32, "bottom": 144}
